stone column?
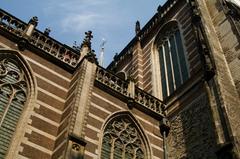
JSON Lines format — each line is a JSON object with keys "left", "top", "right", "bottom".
{"left": 64, "top": 57, "right": 97, "bottom": 158}
{"left": 64, "top": 31, "right": 98, "bottom": 158}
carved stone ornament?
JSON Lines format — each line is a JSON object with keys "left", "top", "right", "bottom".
{"left": 72, "top": 142, "right": 81, "bottom": 151}
{"left": 28, "top": 16, "right": 38, "bottom": 26}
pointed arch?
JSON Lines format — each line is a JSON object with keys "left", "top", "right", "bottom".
{"left": 152, "top": 20, "right": 189, "bottom": 99}
{"left": 0, "top": 49, "right": 36, "bottom": 158}
{"left": 100, "top": 111, "right": 151, "bottom": 159}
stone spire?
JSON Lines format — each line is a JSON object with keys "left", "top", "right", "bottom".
{"left": 79, "top": 30, "right": 98, "bottom": 64}
{"left": 135, "top": 20, "right": 141, "bottom": 35}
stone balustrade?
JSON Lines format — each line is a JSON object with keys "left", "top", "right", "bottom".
{"left": 0, "top": 9, "right": 27, "bottom": 37}
{"left": 28, "top": 30, "right": 79, "bottom": 66}
{"left": 135, "top": 87, "right": 164, "bottom": 115}
{"left": 96, "top": 66, "right": 128, "bottom": 96}
{"left": 0, "top": 9, "right": 80, "bottom": 67}
{"left": 96, "top": 66, "right": 165, "bottom": 116}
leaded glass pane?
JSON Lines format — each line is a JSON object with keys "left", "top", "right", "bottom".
{"left": 169, "top": 35, "right": 181, "bottom": 88}
{"left": 114, "top": 140, "right": 123, "bottom": 159}
{"left": 0, "top": 57, "right": 28, "bottom": 159}
{"left": 101, "top": 135, "right": 111, "bottom": 159}
{"left": 175, "top": 30, "right": 188, "bottom": 82}
{"left": 101, "top": 116, "right": 146, "bottom": 159}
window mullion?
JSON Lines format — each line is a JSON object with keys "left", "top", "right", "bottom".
{"left": 164, "top": 39, "right": 174, "bottom": 95}
{"left": 0, "top": 87, "right": 16, "bottom": 127}
{"left": 162, "top": 41, "right": 169, "bottom": 96}
{"left": 110, "top": 138, "right": 116, "bottom": 159}
{"left": 167, "top": 37, "right": 176, "bottom": 90}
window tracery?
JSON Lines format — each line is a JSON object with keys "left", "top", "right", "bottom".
{"left": 0, "top": 55, "right": 28, "bottom": 158}
{"left": 101, "top": 115, "right": 147, "bottom": 159}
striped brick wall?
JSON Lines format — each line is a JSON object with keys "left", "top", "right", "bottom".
{"left": 110, "top": 1, "right": 201, "bottom": 97}
{"left": 174, "top": 2, "right": 201, "bottom": 76}
{"left": 141, "top": 40, "right": 154, "bottom": 94}
{"left": 51, "top": 68, "right": 82, "bottom": 158}
{"left": 83, "top": 87, "right": 164, "bottom": 159}
{"left": 131, "top": 42, "right": 144, "bottom": 89}
{"left": 0, "top": 37, "right": 74, "bottom": 158}
{"left": 19, "top": 50, "right": 72, "bottom": 158}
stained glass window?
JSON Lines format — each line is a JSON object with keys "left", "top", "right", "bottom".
{"left": 157, "top": 23, "right": 188, "bottom": 99}
{"left": 0, "top": 56, "right": 28, "bottom": 158}
{"left": 101, "top": 115, "right": 146, "bottom": 159}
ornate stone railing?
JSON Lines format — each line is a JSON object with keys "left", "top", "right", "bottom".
{"left": 135, "top": 87, "right": 164, "bottom": 115}
{"left": 28, "top": 30, "right": 79, "bottom": 66}
{"left": 95, "top": 66, "right": 165, "bottom": 116}
{"left": 0, "top": 9, "right": 27, "bottom": 37}
{"left": 0, "top": 9, "right": 80, "bottom": 67}
{"left": 96, "top": 66, "right": 128, "bottom": 96}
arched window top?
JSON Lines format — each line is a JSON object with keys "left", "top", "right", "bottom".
{"left": 0, "top": 49, "right": 35, "bottom": 158}
{"left": 155, "top": 20, "right": 189, "bottom": 99}
{"left": 100, "top": 112, "right": 150, "bottom": 159}
{"left": 155, "top": 20, "right": 179, "bottom": 45}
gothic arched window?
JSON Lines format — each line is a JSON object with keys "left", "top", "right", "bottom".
{"left": 0, "top": 52, "right": 29, "bottom": 158}
{"left": 156, "top": 21, "right": 189, "bottom": 99}
{"left": 101, "top": 113, "right": 149, "bottom": 159}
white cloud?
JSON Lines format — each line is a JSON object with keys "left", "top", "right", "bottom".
{"left": 61, "top": 12, "right": 103, "bottom": 32}
{"left": 43, "top": 0, "right": 123, "bottom": 34}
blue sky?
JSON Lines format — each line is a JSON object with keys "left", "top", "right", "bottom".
{"left": 1, "top": 0, "right": 166, "bottom": 67}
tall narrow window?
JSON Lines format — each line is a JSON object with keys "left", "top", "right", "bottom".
{"left": 157, "top": 22, "right": 188, "bottom": 99}
{"left": 0, "top": 55, "right": 28, "bottom": 158}
{"left": 101, "top": 114, "right": 147, "bottom": 159}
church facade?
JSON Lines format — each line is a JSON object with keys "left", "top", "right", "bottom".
{"left": 0, "top": 0, "right": 240, "bottom": 158}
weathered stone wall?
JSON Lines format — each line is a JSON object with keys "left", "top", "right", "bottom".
{"left": 168, "top": 94, "right": 218, "bottom": 159}
{"left": 204, "top": 0, "right": 240, "bottom": 98}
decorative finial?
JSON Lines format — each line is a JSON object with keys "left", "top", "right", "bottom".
{"left": 135, "top": 20, "right": 141, "bottom": 35}
{"left": 113, "top": 53, "right": 118, "bottom": 61}
{"left": 72, "top": 41, "right": 81, "bottom": 53}
{"left": 81, "top": 30, "right": 93, "bottom": 48}
{"left": 44, "top": 27, "right": 51, "bottom": 36}
{"left": 157, "top": 5, "right": 162, "bottom": 13}
{"left": 28, "top": 16, "right": 38, "bottom": 26}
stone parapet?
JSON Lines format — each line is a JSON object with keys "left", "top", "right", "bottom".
{"left": 0, "top": 8, "right": 80, "bottom": 68}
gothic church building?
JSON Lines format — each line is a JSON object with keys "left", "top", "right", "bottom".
{"left": 0, "top": 0, "right": 240, "bottom": 158}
